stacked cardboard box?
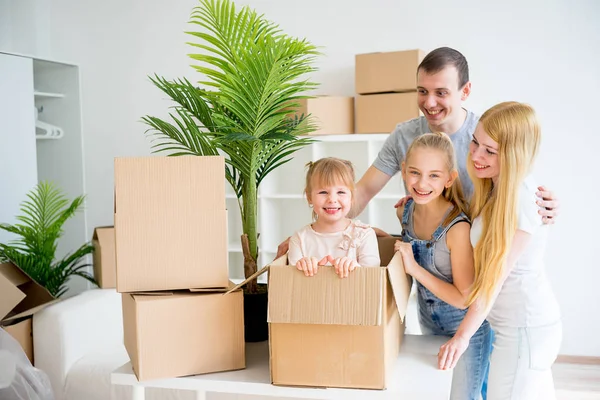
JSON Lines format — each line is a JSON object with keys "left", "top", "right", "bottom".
{"left": 288, "top": 96, "right": 355, "bottom": 135}
{"left": 229, "top": 237, "right": 412, "bottom": 389}
{"left": 114, "top": 156, "right": 245, "bottom": 381}
{"left": 355, "top": 49, "right": 425, "bottom": 134}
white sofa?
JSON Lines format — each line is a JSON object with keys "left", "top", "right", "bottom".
{"left": 33, "top": 289, "right": 129, "bottom": 400}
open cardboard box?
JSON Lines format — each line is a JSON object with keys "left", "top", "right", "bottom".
{"left": 0, "top": 262, "right": 57, "bottom": 363}
{"left": 227, "top": 236, "right": 412, "bottom": 389}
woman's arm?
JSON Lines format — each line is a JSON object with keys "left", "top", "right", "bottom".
{"left": 437, "top": 229, "right": 532, "bottom": 369}
{"left": 396, "top": 221, "right": 473, "bottom": 309}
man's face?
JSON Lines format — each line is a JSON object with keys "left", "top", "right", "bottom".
{"left": 417, "top": 66, "right": 470, "bottom": 132}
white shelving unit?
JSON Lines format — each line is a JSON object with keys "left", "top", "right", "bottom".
{"left": 226, "top": 134, "right": 406, "bottom": 280}
{"left": 0, "top": 52, "right": 88, "bottom": 294}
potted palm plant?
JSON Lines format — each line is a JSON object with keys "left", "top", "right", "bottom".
{"left": 0, "top": 182, "right": 97, "bottom": 298}
{"left": 142, "top": 0, "right": 319, "bottom": 340}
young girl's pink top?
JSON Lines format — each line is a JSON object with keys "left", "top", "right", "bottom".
{"left": 288, "top": 220, "right": 380, "bottom": 267}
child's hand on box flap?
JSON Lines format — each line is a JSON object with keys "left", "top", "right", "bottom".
{"left": 394, "top": 240, "right": 418, "bottom": 276}
{"left": 296, "top": 256, "right": 329, "bottom": 277}
{"left": 332, "top": 256, "right": 359, "bottom": 278}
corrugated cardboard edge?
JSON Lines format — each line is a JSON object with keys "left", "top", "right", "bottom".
{"left": 0, "top": 262, "right": 56, "bottom": 322}
{"left": 225, "top": 255, "right": 286, "bottom": 295}
{"left": 224, "top": 266, "right": 270, "bottom": 295}
{"left": 385, "top": 252, "right": 412, "bottom": 322}
{"left": 0, "top": 267, "right": 26, "bottom": 321}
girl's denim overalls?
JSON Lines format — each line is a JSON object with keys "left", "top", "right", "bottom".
{"left": 401, "top": 199, "right": 493, "bottom": 400}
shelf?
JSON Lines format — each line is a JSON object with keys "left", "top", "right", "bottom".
{"left": 34, "top": 91, "right": 65, "bottom": 98}
{"left": 35, "top": 135, "right": 62, "bottom": 140}
{"left": 301, "top": 133, "right": 390, "bottom": 142}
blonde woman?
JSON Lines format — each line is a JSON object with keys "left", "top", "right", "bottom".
{"left": 437, "top": 102, "right": 561, "bottom": 399}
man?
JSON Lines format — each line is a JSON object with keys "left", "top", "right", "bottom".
{"left": 354, "top": 46, "right": 557, "bottom": 217}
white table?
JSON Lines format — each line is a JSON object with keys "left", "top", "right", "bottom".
{"left": 111, "top": 334, "right": 452, "bottom": 400}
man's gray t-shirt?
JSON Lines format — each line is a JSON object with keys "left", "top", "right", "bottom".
{"left": 373, "top": 110, "right": 479, "bottom": 200}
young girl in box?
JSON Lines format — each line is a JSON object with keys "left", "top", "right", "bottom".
{"left": 288, "top": 157, "right": 380, "bottom": 277}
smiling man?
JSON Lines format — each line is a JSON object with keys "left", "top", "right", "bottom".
{"left": 353, "top": 47, "right": 557, "bottom": 219}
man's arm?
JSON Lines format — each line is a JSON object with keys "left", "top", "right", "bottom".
{"left": 351, "top": 166, "right": 392, "bottom": 218}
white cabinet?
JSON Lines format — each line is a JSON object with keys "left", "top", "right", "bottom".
{"left": 226, "top": 134, "right": 406, "bottom": 279}
{"left": 0, "top": 52, "right": 87, "bottom": 293}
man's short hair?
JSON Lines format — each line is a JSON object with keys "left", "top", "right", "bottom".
{"left": 418, "top": 47, "right": 469, "bottom": 88}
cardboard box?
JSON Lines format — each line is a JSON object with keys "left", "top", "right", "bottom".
{"left": 292, "top": 96, "right": 354, "bottom": 135}
{"left": 355, "top": 92, "right": 421, "bottom": 134}
{"left": 4, "top": 318, "right": 33, "bottom": 364}
{"left": 0, "top": 262, "right": 57, "bottom": 364}
{"left": 122, "top": 287, "right": 245, "bottom": 381}
{"left": 355, "top": 49, "right": 425, "bottom": 95}
{"left": 231, "top": 238, "right": 412, "bottom": 389}
{"left": 114, "top": 156, "right": 229, "bottom": 292}
{"left": 92, "top": 226, "right": 116, "bottom": 288}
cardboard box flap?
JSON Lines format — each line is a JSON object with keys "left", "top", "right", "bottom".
{"left": 93, "top": 226, "right": 114, "bottom": 242}
{"left": 0, "top": 263, "right": 55, "bottom": 322}
{"left": 0, "top": 266, "right": 26, "bottom": 321}
{"left": 3, "top": 298, "right": 61, "bottom": 323}
{"left": 225, "top": 265, "right": 270, "bottom": 295}
{"left": 224, "top": 255, "right": 287, "bottom": 294}
{"left": 191, "top": 281, "right": 238, "bottom": 293}
{"left": 114, "top": 156, "right": 226, "bottom": 213}
{"left": 268, "top": 265, "right": 385, "bottom": 326}
{"left": 386, "top": 252, "right": 412, "bottom": 322}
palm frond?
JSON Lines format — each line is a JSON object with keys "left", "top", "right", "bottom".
{"left": 142, "top": 0, "right": 320, "bottom": 283}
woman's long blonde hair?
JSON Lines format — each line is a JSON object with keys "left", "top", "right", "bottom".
{"left": 404, "top": 132, "right": 469, "bottom": 225}
{"left": 466, "top": 102, "right": 541, "bottom": 306}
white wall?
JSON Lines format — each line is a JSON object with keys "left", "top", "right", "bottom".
{"left": 1, "top": 0, "right": 599, "bottom": 356}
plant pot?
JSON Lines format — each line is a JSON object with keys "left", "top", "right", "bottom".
{"left": 243, "top": 284, "right": 268, "bottom": 342}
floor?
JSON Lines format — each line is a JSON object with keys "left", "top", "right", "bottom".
{"left": 554, "top": 362, "right": 600, "bottom": 399}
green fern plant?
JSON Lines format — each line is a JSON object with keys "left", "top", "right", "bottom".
{"left": 142, "top": 0, "right": 320, "bottom": 293}
{"left": 0, "top": 182, "right": 97, "bottom": 297}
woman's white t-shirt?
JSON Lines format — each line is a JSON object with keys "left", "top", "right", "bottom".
{"left": 470, "top": 176, "right": 561, "bottom": 328}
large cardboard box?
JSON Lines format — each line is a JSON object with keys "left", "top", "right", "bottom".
{"left": 114, "top": 156, "right": 229, "bottom": 292}
{"left": 355, "top": 49, "right": 425, "bottom": 95}
{"left": 291, "top": 96, "right": 354, "bottom": 135}
{"left": 355, "top": 92, "right": 421, "bottom": 134}
{"left": 0, "top": 262, "right": 57, "bottom": 364}
{"left": 92, "top": 226, "right": 116, "bottom": 288}
{"left": 122, "top": 288, "right": 245, "bottom": 381}
{"left": 232, "top": 238, "right": 412, "bottom": 389}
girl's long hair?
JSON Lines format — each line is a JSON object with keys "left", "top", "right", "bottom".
{"left": 466, "top": 102, "right": 541, "bottom": 306}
